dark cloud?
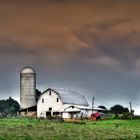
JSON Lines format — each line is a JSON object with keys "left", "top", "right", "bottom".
{"left": 95, "top": 18, "right": 131, "bottom": 31}
{"left": 0, "top": 0, "right": 140, "bottom": 113}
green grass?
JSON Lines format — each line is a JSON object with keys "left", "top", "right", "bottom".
{"left": 0, "top": 118, "right": 140, "bottom": 140}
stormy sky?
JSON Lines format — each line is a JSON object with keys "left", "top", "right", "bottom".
{"left": 0, "top": 0, "right": 140, "bottom": 114}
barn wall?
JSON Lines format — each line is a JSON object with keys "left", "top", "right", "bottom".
{"left": 62, "top": 113, "right": 70, "bottom": 118}
{"left": 37, "top": 90, "right": 64, "bottom": 118}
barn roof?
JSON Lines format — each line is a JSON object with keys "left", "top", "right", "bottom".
{"left": 42, "top": 88, "right": 89, "bottom": 106}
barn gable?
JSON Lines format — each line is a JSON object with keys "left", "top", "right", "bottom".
{"left": 41, "top": 88, "right": 89, "bottom": 106}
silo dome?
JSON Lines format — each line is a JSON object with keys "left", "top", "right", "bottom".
{"left": 21, "top": 67, "right": 35, "bottom": 74}
{"left": 20, "top": 66, "right": 36, "bottom": 109}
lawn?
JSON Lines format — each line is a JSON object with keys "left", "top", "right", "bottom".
{"left": 0, "top": 118, "right": 140, "bottom": 140}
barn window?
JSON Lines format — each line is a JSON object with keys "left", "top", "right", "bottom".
{"left": 42, "top": 99, "right": 44, "bottom": 103}
{"left": 49, "top": 90, "right": 51, "bottom": 95}
{"left": 72, "top": 106, "right": 74, "bottom": 109}
{"left": 49, "top": 107, "right": 52, "bottom": 111}
{"left": 57, "top": 98, "right": 59, "bottom": 102}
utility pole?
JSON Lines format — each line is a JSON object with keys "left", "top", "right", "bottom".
{"left": 130, "top": 102, "right": 134, "bottom": 119}
{"left": 130, "top": 102, "right": 132, "bottom": 113}
{"left": 92, "top": 97, "right": 94, "bottom": 114}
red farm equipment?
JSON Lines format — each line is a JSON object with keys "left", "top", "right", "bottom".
{"left": 89, "top": 112, "right": 101, "bottom": 121}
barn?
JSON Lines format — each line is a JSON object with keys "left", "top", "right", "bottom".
{"left": 37, "top": 88, "right": 89, "bottom": 118}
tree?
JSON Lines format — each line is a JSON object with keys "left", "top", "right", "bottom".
{"left": 36, "top": 89, "right": 42, "bottom": 101}
{"left": 110, "top": 104, "right": 129, "bottom": 114}
{"left": 123, "top": 107, "right": 129, "bottom": 113}
{"left": 0, "top": 97, "right": 20, "bottom": 117}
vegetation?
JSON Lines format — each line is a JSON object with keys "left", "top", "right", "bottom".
{"left": 0, "top": 99, "right": 138, "bottom": 139}
{"left": 0, "top": 97, "right": 20, "bottom": 117}
{"left": 110, "top": 104, "right": 129, "bottom": 114}
{"left": 36, "top": 89, "right": 42, "bottom": 101}
{"left": 0, "top": 118, "right": 140, "bottom": 140}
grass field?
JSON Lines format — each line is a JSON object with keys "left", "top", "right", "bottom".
{"left": 0, "top": 118, "right": 140, "bottom": 140}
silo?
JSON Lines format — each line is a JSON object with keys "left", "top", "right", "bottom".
{"left": 20, "top": 67, "right": 36, "bottom": 109}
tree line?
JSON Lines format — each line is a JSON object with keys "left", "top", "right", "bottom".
{"left": 0, "top": 96, "right": 133, "bottom": 118}
{"left": 98, "top": 104, "right": 134, "bottom": 119}
{"left": 98, "top": 104, "right": 130, "bottom": 114}
{"left": 0, "top": 97, "right": 20, "bottom": 117}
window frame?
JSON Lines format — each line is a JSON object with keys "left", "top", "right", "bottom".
{"left": 49, "top": 90, "right": 51, "bottom": 95}
{"left": 42, "top": 98, "right": 44, "bottom": 103}
{"left": 57, "top": 97, "right": 59, "bottom": 102}
{"left": 49, "top": 107, "right": 52, "bottom": 111}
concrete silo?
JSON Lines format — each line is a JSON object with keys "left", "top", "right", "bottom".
{"left": 20, "top": 67, "right": 36, "bottom": 109}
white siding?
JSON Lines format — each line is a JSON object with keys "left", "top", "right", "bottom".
{"left": 62, "top": 113, "right": 70, "bottom": 118}
{"left": 37, "top": 90, "right": 64, "bottom": 118}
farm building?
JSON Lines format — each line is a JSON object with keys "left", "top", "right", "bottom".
{"left": 37, "top": 88, "right": 89, "bottom": 118}
{"left": 20, "top": 66, "right": 105, "bottom": 119}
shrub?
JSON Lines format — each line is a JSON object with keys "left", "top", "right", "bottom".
{"left": 110, "top": 114, "right": 119, "bottom": 119}
{"left": 119, "top": 112, "right": 130, "bottom": 119}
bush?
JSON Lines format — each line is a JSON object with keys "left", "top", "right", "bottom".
{"left": 110, "top": 112, "right": 134, "bottom": 120}
{"left": 134, "top": 115, "right": 140, "bottom": 119}
{"left": 119, "top": 112, "right": 131, "bottom": 119}
{"left": 110, "top": 114, "right": 119, "bottom": 119}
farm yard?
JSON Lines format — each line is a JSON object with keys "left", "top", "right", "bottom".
{"left": 0, "top": 118, "right": 140, "bottom": 140}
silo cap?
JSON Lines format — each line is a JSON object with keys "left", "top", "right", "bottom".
{"left": 20, "top": 66, "right": 35, "bottom": 74}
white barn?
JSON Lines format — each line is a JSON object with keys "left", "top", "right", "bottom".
{"left": 37, "top": 88, "right": 89, "bottom": 119}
